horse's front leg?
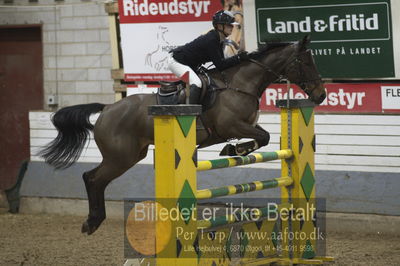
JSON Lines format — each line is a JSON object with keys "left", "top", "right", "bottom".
{"left": 219, "top": 123, "right": 270, "bottom": 156}
{"left": 234, "top": 124, "right": 269, "bottom": 155}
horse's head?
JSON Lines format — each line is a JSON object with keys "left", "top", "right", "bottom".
{"left": 246, "top": 37, "right": 325, "bottom": 104}
{"left": 284, "top": 36, "right": 326, "bottom": 104}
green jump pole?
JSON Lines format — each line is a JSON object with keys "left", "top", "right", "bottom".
{"left": 196, "top": 176, "right": 293, "bottom": 199}
{"left": 197, "top": 149, "right": 293, "bottom": 171}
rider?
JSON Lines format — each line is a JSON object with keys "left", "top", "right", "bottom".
{"left": 168, "top": 10, "right": 249, "bottom": 104}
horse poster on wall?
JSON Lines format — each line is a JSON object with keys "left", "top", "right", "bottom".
{"left": 118, "top": 0, "right": 222, "bottom": 81}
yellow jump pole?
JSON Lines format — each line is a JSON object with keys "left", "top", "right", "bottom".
{"left": 149, "top": 105, "right": 201, "bottom": 266}
{"left": 278, "top": 99, "right": 319, "bottom": 263}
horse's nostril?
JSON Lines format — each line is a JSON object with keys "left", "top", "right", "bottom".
{"left": 319, "top": 94, "right": 326, "bottom": 103}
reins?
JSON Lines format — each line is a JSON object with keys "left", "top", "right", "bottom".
{"left": 217, "top": 47, "right": 322, "bottom": 102}
{"left": 248, "top": 58, "right": 284, "bottom": 82}
{"left": 247, "top": 50, "right": 322, "bottom": 95}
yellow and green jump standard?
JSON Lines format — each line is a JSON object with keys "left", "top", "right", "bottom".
{"left": 148, "top": 99, "right": 333, "bottom": 265}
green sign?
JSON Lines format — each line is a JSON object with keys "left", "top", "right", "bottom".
{"left": 255, "top": 0, "right": 394, "bottom": 78}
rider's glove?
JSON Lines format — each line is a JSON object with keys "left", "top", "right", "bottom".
{"left": 238, "top": 51, "right": 249, "bottom": 61}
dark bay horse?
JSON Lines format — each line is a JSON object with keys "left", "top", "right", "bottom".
{"left": 40, "top": 36, "right": 326, "bottom": 235}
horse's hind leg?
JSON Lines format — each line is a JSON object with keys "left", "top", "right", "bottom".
{"left": 81, "top": 161, "right": 123, "bottom": 235}
{"left": 82, "top": 145, "right": 149, "bottom": 235}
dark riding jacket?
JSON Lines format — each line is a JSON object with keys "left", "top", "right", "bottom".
{"left": 171, "top": 29, "right": 240, "bottom": 71}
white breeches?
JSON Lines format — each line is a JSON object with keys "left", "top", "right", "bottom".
{"left": 167, "top": 54, "right": 202, "bottom": 87}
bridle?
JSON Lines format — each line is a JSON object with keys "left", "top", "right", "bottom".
{"left": 248, "top": 49, "right": 322, "bottom": 96}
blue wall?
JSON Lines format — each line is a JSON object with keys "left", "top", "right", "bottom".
{"left": 21, "top": 161, "right": 400, "bottom": 215}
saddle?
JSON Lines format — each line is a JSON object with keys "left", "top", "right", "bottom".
{"left": 156, "top": 69, "right": 218, "bottom": 112}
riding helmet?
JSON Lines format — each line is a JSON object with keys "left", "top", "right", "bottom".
{"left": 212, "top": 10, "right": 239, "bottom": 27}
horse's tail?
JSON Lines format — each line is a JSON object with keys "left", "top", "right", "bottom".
{"left": 39, "top": 103, "right": 106, "bottom": 169}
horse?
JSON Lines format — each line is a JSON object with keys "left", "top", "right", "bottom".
{"left": 39, "top": 36, "right": 326, "bottom": 235}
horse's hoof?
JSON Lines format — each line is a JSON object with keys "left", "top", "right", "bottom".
{"left": 81, "top": 221, "right": 90, "bottom": 234}
{"left": 236, "top": 141, "right": 257, "bottom": 156}
{"left": 219, "top": 144, "right": 236, "bottom": 156}
{"left": 81, "top": 220, "right": 97, "bottom": 235}
{"left": 235, "top": 148, "right": 250, "bottom": 157}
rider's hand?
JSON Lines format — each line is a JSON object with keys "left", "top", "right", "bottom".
{"left": 238, "top": 51, "right": 249, "bottom": 61}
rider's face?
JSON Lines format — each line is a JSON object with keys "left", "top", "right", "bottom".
{"left": 217, "top": 24, "right": 234, "bottom": 37}
{"left": 224, "top": 24, "right": 234, "bottom": 36}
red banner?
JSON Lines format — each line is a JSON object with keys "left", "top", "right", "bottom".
{"left": 260, "top": 83, "right": 400, "bottom": 113}
{"left": 119, "top": 0, "right": 221, "bottom": 23}
{"left": 125, "top": 73, "right": 178, "bottom": 82}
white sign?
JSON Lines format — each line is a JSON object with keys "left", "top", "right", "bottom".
{"left": 118, "top": 0, "right": 221, "bottom": 81}
{"left": 120, "top": 22, "right": 211, "bottom": 81}
{"left": 127, "top": 84, "right": 159, "bottom": 96}
{"left": 381, "top": 86, "right": 400, "bottom": 109}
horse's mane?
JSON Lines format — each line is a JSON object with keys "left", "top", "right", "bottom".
{"left": 249, "top": 42, "right": 293, "bottom": 58}
{"left": 208, "top": 41, "right": 293, "bottom": 75}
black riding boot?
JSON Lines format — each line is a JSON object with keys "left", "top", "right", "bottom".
{"left": 189, "top": 84, "right": 202, "bottom": 104}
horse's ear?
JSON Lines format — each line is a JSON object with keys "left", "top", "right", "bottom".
{"left": 299, "top": 35, "right": 311, "bottom": 51}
